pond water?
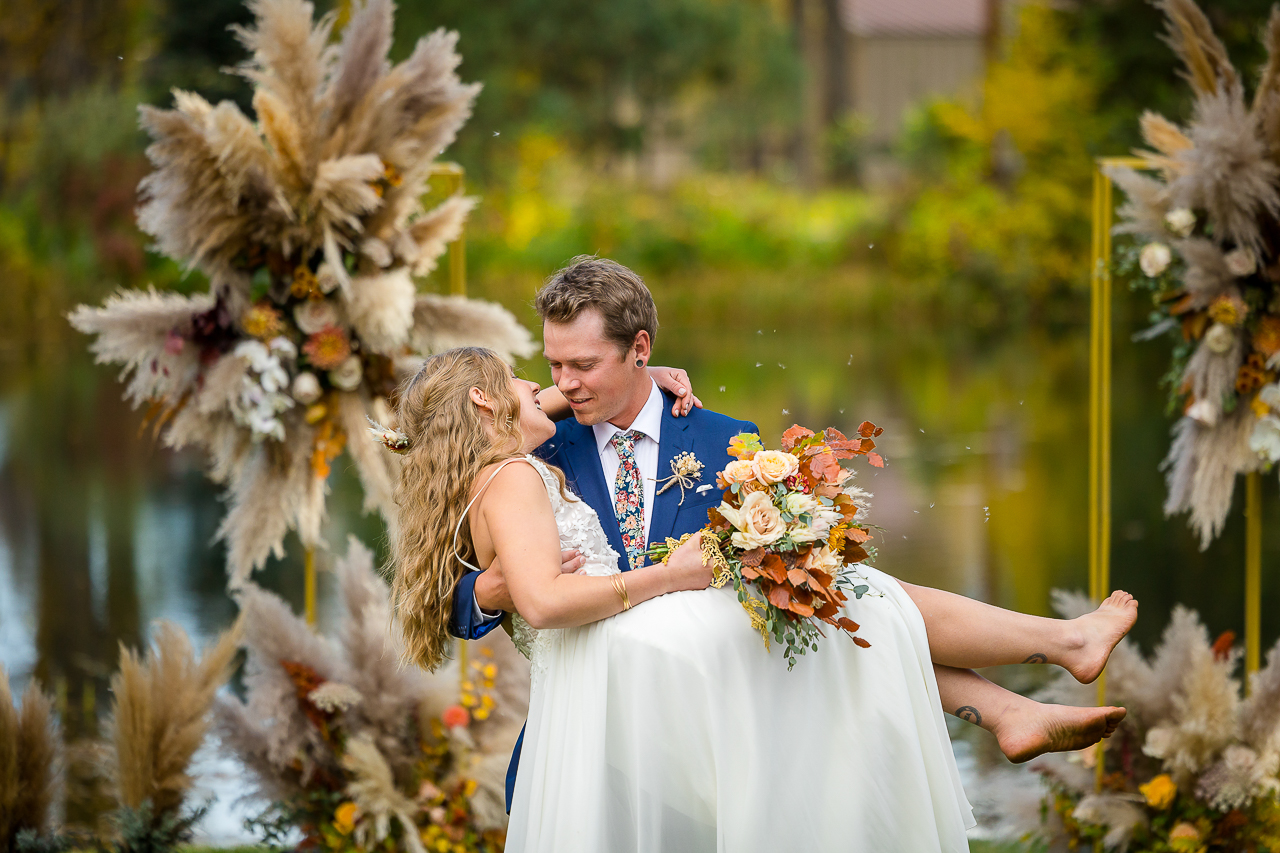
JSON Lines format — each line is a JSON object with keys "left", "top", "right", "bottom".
{"left": 1, "top": 264, "right": 1278, "bottom": 841}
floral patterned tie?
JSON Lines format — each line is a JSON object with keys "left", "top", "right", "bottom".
{"left": 611, "top": 430, "right": 645, "bottom": 571}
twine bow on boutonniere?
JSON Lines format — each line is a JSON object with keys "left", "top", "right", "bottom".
{"left": 654, "top": 451, "right": 703, "bottom": 505}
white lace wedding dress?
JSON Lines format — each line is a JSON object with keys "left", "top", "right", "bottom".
{"left": 504, "top": 456, "right": 975, "bottom": 853}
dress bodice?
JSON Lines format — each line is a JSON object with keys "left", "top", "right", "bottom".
{"left": 510, "top": 456, "right": 621, "bottom": 666}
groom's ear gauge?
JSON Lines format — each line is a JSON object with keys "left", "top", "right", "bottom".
{"left": 636, "top": 359, "right": 644, "bottom": 368}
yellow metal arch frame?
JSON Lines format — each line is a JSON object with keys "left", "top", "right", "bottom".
{"left": 1090, "top": 156, "right": 1265, "bottom": 784}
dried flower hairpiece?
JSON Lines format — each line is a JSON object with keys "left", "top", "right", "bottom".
{"left": 367, "top": 416, "right": 411, "bottom": 454}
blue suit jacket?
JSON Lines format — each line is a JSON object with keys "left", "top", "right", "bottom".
{"left": 447, "top": 392, "right": 756, "bottom": 811}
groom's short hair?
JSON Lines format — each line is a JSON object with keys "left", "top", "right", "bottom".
{"left": 536, "top": 256, "right": 658, "bottom": 353}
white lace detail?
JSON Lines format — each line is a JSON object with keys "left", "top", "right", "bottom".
{"left": 511, "top": 456, "right": 622, "bottom": 680}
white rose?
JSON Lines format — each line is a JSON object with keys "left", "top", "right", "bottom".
{"left": 1225, "top": 247, "right": 1257, "bottom": 277}
{"left": 292, "top": 371, "right": 322, "bottom": 404}
{"left": 1139, "top": 242, "right": 1172, "bottom": 277}
{"left": 1205, "top": 322, "right": 1236, "bottom": 355}
{"left": 1165, "top": 208, "right": 1195, "bottom": 237}
{"left": 294, "top": 299, "right": 340, "bottom": 335}
{"left": 1187, "top": 399, "right": 1219, "bottom": 426}
{"left": 784, "top": 493, "right": 820, "bottom": 517}
{"left": 725, "top": 491, "right": 786, "bottom": 550}
{"left": 1250, "top": 415, "right": 1280, "bottom": 462}
{"left": 752, "top": 450, "right": 799, "bottom": 484}
{"left": 329, "top": 355, "right": 364, "bottom": 391}
{"left": 790, "top": 524, "right": 820, "bottom": 543}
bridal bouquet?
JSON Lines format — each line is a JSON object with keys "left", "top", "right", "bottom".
{"left": 649, "top": 424, "right": 884, "bottom": 668}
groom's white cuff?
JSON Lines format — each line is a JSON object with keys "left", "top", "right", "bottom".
{"left": 473, "top": 593, "right": 503, "bottom": 624}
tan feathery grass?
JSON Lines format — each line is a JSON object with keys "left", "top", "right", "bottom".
{"left": 1254, "top": 6, "right": 1280, "bottom": 156}
{"left": 109, "top": 620, "right": 241, "bottom": 818}
{"left": 1156, "top": 0, "right": 1239, "bottom": 96}
{"left": 1, "top": 669, "right": 62, "bottom": 847}
{"left": 1105, "top": 164, "right": 1171, "bottom": 240}
{"left": 72, "top": 0, "right": 536, "bottom": 584}
{"left": 1171, "top": 89, "right": 1280, "bottom": 258}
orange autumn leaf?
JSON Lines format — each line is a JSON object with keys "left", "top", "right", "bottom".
{"left": 856, "top": 421, "right": 882, "bottom": 438}
{"left": 809, "top": 452, "right": 842, "bottom": 484}
{"left": 781, "top": 424, "right": 815, "bottom": 450}
{"left": 815, "top": 599, "right": 840, "bottom": 619}
{"left": 787, "top": 568, "right": 813, "bottom": 588}
{"left": 837, "top": 616, "right": 861, "bottom": 632}
{"left": 760, "top": 554, "right": 788, "bottom": 583}
{"left": 767, "top": 585, "right": 792, "bottom": 610}
{"left": 866, "top": 453, "right": 885, "bottom": 468}
{"left": 852, "top": 637, "right": 872, "bottom": 648}
{"left": 845, "top": 527, "right": 872, "bottom": 544}
{"left": 789, "top": 600, "right": 815, "bottom": 618}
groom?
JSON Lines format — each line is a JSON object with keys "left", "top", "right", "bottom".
{"left": 447, "top": 255, "right": 756, "bottom": 809}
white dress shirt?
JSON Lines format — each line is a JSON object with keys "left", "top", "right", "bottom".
{"left": 591, "top": 380, "right": 664, "bottom": 548}
{"left": 474, "top": 380, "right": 665, "bottom": 622}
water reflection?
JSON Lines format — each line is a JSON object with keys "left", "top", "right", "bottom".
{"left": 1, "top": 268, "right": 1278, "bottom": 841}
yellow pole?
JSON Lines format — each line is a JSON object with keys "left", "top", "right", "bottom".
{"left": 1087, "top": 157, "right": 1147, "bottom": 798}
{"left": 428, "top": 163, "right": 468, "bottom": 296}
{"left": 305, "top": 547, "right": 317, "bottom": 626}
{"left": 1246, "top": 471, "right": 1263, "bottom": 687}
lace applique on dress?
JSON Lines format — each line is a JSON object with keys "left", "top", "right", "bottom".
{"left": 511, "top": 456, "right": 622, "bottom": 679}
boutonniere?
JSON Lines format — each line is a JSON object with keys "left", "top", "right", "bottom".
{"left": 654, "top": 452, "right": 704, "bottom": 505}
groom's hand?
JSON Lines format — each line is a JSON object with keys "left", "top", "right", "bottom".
{"left": 476, "top": 550, "right": 585, "bottom": 612}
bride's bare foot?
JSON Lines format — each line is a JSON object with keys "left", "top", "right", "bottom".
{"left": 1059, "top": 591, "right": 1138, "bottom": 684}
{"left": 993, "top": 703, "right": 1127, "bottom": 764}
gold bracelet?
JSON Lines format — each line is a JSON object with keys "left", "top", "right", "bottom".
{"left": 610, "top": 573, "right": 632, "bottom": 611}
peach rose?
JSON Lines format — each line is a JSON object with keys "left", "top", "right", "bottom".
{"left": 752, "top": 450, "right": 800, "bottom": 484}
{"left": 720, "top": 491, "right": 786, "bottom": 549}
{"left": 721, "top": 459, "right": 757, "bottom": 484}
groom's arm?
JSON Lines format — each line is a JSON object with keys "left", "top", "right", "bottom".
{"left": 449, "top": 570, "right": 505, "bottom": 640}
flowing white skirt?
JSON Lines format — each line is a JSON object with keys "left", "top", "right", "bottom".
{"left": 506, "top": 566, "right": 975, "bottom": 853}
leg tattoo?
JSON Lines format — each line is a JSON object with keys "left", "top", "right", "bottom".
{"left": 1022, "top": 653, "right": 1048, "bottom": 664}
{"left": 954, "top": 705, "right": 982, "bottom": 725}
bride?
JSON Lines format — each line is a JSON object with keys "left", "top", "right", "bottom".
{"left": 389, "top": 347, "right": 1130, "bottom": 853}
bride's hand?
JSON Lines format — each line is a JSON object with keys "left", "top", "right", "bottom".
{"left": 663, "top": 532, "right": 713, "bottom": 592}
{"left": 647, "top": 366, "right": 703, "bottom": 417}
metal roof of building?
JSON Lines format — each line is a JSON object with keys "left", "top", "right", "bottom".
{"left": 841, "top": 0, "right": 989, "bottom": 37}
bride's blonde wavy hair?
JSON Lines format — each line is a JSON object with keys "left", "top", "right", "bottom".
{"left": 391, "top": 347, "right": 528, "bottom": 671}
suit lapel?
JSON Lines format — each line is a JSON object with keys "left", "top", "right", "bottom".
{"left": 648, "top": 404, "right": 693, "bottom": 548}
{"left": 560, "top": 421, "right": 630, "bottom": 571}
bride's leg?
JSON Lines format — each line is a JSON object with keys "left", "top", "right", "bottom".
{"left": 904, "top": 584, "right": 1138, "bottom": 684}
{"left": 933, "top": 664, "right": 1125, "bottom": 763}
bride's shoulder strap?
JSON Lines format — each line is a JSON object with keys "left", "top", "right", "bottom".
{"left": 453, "top": 456, "right": 538, "bottom": 572}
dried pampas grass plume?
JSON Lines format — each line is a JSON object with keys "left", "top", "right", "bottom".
{"left": 1163, "top": 408, "right": 1262, "bottom": 549}
{"left": 1254, "top": 6, "right": 1280, "bottom": 157}
{"left": 1106, "top": 164, "right": 1170, "bottom": 240}
{"left": 1138, "top": 111, "right": 1192, "bottom": 178}
{"left": 0, "top": 669, "right": 62, "bottom": 847}
{"left": 1156, "top": 0, "right": 1238, "bottom": 96}
{"left": 109, "top": 620, "right": 241, "bottom": 819}
{"left": 342, "top": 735, "right": 426, "bottom": 853}
{"left": 1172, "top": 89, "right": 1280, "bottom": 258}
{"left": 412, "top": 293, "right": 536, "bottom": 363}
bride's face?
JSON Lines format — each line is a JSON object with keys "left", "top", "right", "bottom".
{"left": 510, "top": 373, "right": 556, "bottom": 452}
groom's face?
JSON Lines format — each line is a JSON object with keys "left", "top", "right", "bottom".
{"left": 543, "top": 309, "right": 648, "bottom": 427}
